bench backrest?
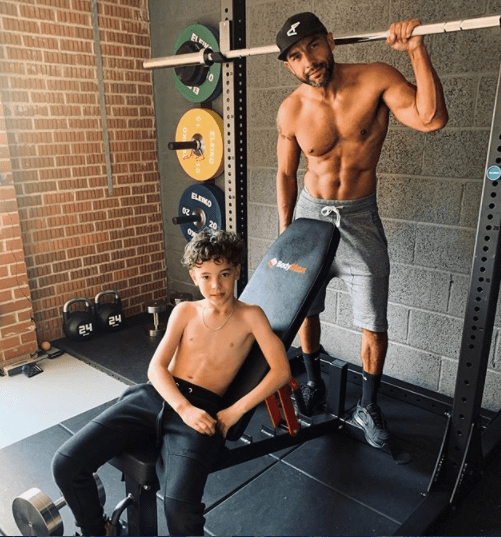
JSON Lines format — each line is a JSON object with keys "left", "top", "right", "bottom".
{"left": 223, "top": 218, "right": 339, "bottom": 441}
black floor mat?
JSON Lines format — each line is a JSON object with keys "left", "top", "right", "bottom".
{"left": 2, "top": 315, "right": 499, "bottom": 536}
{"left": 54, "top": 313, "right": 160, "bottom": 384}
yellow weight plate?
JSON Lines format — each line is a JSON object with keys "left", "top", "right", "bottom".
{"left": 173, "top": 108, "right": 224, "bottom": 181}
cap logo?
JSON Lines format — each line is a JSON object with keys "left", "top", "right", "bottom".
{"left": 287, "top": 21, "right": 300, "bottom": 37}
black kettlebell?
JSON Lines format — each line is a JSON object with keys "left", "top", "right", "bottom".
{"left": 94, "top": 289, "right": 123, "bottom": 332}
{"left": 63, "top": 298, "right": 94, "bottom": 340}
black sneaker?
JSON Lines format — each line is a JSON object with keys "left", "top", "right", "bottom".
{"left": 294, "top": 379, "right": 326, "bottom": 416}
{"left": 352, "top": 401, "right": 391, "bottom": 448}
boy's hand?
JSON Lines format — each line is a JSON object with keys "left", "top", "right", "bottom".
{"left": 216, "top": 406, "right": 242, "bottom": 438}
{"left": 178, "top": 403, "right": 217, "bottom": 435}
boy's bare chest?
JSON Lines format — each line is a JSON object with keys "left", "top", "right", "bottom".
{"left": 182, "top": 320, "right": 254, "bottom": 362}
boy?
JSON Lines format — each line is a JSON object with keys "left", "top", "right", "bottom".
{"left": 52, "top": 229, "right": 291, "bottom": 536}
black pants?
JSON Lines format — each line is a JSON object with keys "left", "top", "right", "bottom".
{"left": 52, "top": 380, "right": 224, "bottom": 536}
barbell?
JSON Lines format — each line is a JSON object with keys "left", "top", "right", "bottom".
{"left": 13, "top": 474, "right": 105, "bottom": 536}
{"left": 144, "top": 14, "right": 501, "bottom": 70}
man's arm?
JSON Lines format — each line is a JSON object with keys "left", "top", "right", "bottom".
{"left": 381, "top": 19, "right": 448, "bottom": 132}
{"left": 216, "top": 305, "right": 291, "bottom": 437}
{"left": 148, "top": 303, "right": 217, "bottom": 436}
{"left": 276, "top": 103, "right": 301, "bottom": 233}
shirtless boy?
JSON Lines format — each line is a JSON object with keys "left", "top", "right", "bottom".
{"left": 275, "top": 13, "right": 448, "bottom": 447}
{"left": 52, "top": 229, "right": 291, "bottom": 536}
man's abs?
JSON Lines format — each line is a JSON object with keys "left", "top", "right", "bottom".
{"left": 304, "top": 167, "right": 378, "bottom": 201}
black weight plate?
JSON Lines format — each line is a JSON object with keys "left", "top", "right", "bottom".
{"left": 178, "top": 183, "right": 225, "bottom": 241}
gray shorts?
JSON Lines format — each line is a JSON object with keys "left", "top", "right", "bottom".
{"left": 294, "top": 188, "right": 390, "bottom": 332}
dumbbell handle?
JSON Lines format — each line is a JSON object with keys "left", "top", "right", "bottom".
{"left": 172, "top": 214, "right": 202, "bottom": 225}
{"left": 54, "top": 497, "right": 66, "bottom": 511}
{"left": 168, "top": 140, "right": 201, "bottom": 151}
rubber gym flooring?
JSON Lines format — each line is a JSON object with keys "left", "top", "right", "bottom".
{"left": 1, "top": 313, "right": 501, "bottom": 536}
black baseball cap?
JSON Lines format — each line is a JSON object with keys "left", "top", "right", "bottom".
{"left": 276, "top": 12, "right": 328, "bottom": 61}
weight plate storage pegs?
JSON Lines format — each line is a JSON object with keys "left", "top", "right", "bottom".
{"left": 170, "top": 108, "right": 224, "bottom": 181}
{"left": 173, "top": 24, "right": 222, "bottom": 103}
{"left": 174, "top": 183, "right": 225, "bottom": 241}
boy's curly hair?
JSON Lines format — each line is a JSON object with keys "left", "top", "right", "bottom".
{"left": 182, "top": 229, "right": 246, "bottom": 269}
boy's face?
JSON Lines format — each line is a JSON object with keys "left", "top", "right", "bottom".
{"left": 190, "top": 257, "right": 240, "bottom": 305}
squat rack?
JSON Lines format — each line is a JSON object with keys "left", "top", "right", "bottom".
{"left": 399, "top": 53, "right": 501, "bottom": 534}
{"left": 148, "top": 1, "right": 501, "bottom": 533}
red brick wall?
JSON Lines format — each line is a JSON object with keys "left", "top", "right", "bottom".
{"left": 0, "top": 97, "right": 38, "bottom": 365}
{"left": 0, "top": 0, "right": 166, "bottom": 363}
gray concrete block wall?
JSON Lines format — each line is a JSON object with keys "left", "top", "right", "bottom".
{"left": 148, "top": 1, "right": 501, "bottom": 411}
{"left": 148, "top": 1, "right": 223, "bottom": 300}
{"left": 245, "top": 0, "right": 501, "bottom": 410}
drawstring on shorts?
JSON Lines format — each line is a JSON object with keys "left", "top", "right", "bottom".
{"left": 321, "top": 205, "right": 343, "bottom": 227}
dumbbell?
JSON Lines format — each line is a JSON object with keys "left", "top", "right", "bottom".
{"left": 12, "top": 474, "right": 106, "bottom": 536}
{"left": 146, "top": 300, "right": 167, "bottom": 337}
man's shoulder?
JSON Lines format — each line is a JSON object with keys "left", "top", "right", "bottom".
{"left": 345, "top": 61, "right": 401, "bottom": 79}
{"left": 278, "top": 86, "right": 306, "bottom": 123}
{"left": 342, "top": 61, "right": 394, "bottom": 75}
{"left": 280, "top": 86, "right": 303, "bottom": 107}
{"left": 340, "top": 62, "right": 403, "bottom": 92}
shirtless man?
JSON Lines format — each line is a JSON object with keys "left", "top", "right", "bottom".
{"left": 275, "top": 12, "right": 448, "bottom": 447}
{"left": 52, "top": 229, "right": 291, "bottom": 536}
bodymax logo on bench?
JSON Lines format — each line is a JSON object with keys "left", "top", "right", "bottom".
{"left": 268, "top": 258, "right": 307, "bottom": 274}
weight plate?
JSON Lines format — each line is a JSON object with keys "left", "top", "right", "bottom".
{"left": 174, "top": 108, "right": 224, "bottom": 181}
{"left": 178, "top": 183, "right": 225, "bottom": 241}
{"left": 173, "top": 24, "right": 222, "bottom": 103}
{"left": 13, "top": 490, "right": 63, "bottom": 537}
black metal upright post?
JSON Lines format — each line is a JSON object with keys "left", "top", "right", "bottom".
{"left": 423, "top": 61, "right": 501, "bottom": 510}
{"left": 220, "top": 0, "right": 248, "bottom": 294}
{"left": 397, "top": 57, "right": 501, "bottom": 537}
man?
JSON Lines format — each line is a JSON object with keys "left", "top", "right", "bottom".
{"left": 275, "top": 13, "right": 448, "bottom": 448}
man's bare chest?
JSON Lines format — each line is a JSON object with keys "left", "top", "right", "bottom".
{"left": 294, "top": 94, "right": 388, "bottom": 157}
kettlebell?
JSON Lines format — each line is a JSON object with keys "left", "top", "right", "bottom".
{"left": 94, "top": 289, "right": 123, "bottom": 332}
{"left": 63, "top": 298, "right": 94, "bottom": 340}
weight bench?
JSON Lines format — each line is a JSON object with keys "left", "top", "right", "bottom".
{"left": 108, "top": 218, "right": 341, "bottom": 535}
